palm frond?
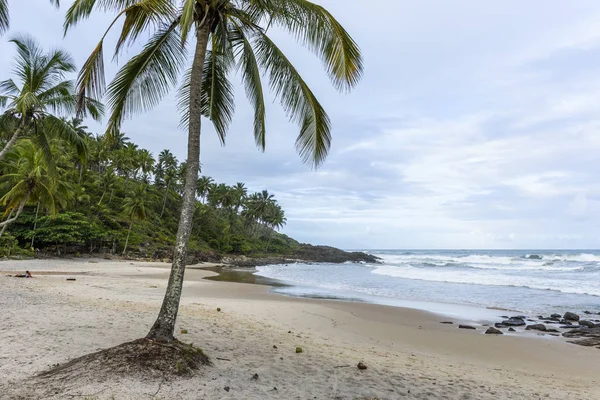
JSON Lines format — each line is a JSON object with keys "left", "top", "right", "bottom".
{"left": 105, "top": 19, "right": 185, "bottom": 136}
{"left": 0, "top": 0, "right": 8, "bottom": 35}
{"left": 64, "top": 0, "right": 138, "bottom": 33}
{"left": 175, "top": 68, "right": 191, "bottom": 129}
{"left": 76, "top": 40, "right": 105, "bottom": 113}
{"left": 74, "top": 2, "right": 145, "bottom": 113}
{"left": 248, "top": 0, "right": 363, "bottom": 91}
{"left": 30, "top": 126, "right": 57, "bottom": 178}
{"left": 200, "top": 35, "right": 235, "bottom": 144}
{"left": 0, "top": 79, "right": 20, "bottom": 97}
{"left": 231, "top": 22, "right": 266, "bottom": 150}
{"left": 114, "top": 0, "right": 177, "bottom": 59}
{"left": 44, "top": 115, "right": 89, "bottom": 165}
{"left": 179, "top": 0, "right": 198, "bottom": 45}
{"left": 253, "top": 31, "right": 330, "bottom": 167}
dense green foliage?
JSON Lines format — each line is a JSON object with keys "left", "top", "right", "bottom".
{"left": 0, "top": 120, "right": 294, "bottom": 258}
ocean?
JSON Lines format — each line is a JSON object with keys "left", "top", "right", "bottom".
{"left": 254, "top": 250, "right": 600, "bottom": 319}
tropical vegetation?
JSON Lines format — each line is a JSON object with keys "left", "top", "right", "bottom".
{"left": 1, "top": 0, "right": 363, "bottom": 344}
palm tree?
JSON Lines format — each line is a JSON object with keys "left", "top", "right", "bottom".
{"left": 0, "top": 35, "right": 103, "bottom": 163}
{"left": 0, "top": 139, "right": 69, "bottom": 237}
{"left": 68, "top": 0, "right": 363, "bottom": 342}
{"left": 196, "top": 175, "right": 213, "bottom": 204}
{"left": 107, "top": 130, "right": 129, "bottom": 150}
{"left": 264, "top": 202, "right": 286, "bottom": 251}
{"left": 0, "top": 0, "right": 59, "bottom": 36}
{"left": 121, "top": 184, "right": 148, "bottom": 255}
{"left": 232, "top": 182, "right": 247, "bottom": 213}
{"left": 159, "top": 167, "right": 178, "bottom": 219}
{"left": 137, "top": 149, "right": 155, "bottom": 183}
{"left": 97, "top": 167, "right": 117, "bottom": 207}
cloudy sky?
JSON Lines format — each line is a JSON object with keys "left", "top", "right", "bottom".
{"left": 2, "top": 1, "right": 600, "bottom": 249}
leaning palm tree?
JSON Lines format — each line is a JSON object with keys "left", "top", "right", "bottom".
{"left": 121, "top": 183, "right": 148, "bottom": 255}
{"left": 196, "top": 175, "right": 213, "bottom": 204}
{"left": 0, "top": 139, "right": 70, "bottom": 237}
{"left": 0, "top": 35, "right": 103, "bottom": 163}
{"left": 0, "top": 0, "right": 59, "bottom": 36}
{"left": 67, "top": 0, "right": 362, "bottom": 342}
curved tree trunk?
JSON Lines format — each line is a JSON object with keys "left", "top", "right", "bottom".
{"left": 146, "top": 20, "right": 211, "bottom": 342}
{"left": 30, "top": 201, "right": 41, "bottom": 248}
{"left": 0, "top": 208, "right": 15, "bottom": 238}
{"left": 159, "top": 182, "right": 170, "bottom": 219}
{"left": 0, "top": 192, "right": 30, "bottom": 238}
{"left": 122, "top": 220, "right": 133, "bottom": 255}
{"left": 0, "top": 118, "right": 26, "bottom": 161}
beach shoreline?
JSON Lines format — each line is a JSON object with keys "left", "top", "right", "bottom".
{"left": 1, "top": 258, "right": 599, "bottom": 399}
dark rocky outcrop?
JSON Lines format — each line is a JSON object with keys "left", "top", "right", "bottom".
{"left": 458, "top": 325, "right": 476, "bottom": 330}
{"left": 579, "top": 320, "right": 597, "bottom": 328}
{"left": 525, "top": 324, "right": 546, "bottom": 332}
{"left": 225, "top": 246, "right": 380, "bottom": 267}
{"left": 498, "top": 317, "right": 526, "bottom": 327}
{"left": 485, "top": 327, "right": 503, "bottom": 335}
{"left": 508, "top": 327, "right": 516, "bottom": 332}
{"left": 564, "top": 312, "right": 580, "bottom": 322}
{"left": 563, "top": 327, "right": 600, "bottom": 348}
{"left": 291, "top": 245, "right": 381, "bottom": 264}
{"left": 525, "top": 254, "right": 542, "bottom": 260}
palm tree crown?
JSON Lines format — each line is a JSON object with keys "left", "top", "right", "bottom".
{"left": 0, "top": 35, "right": 103, "bottom": 163}
{"left": 66, "top": 0, "right": 362, "bottom": 166}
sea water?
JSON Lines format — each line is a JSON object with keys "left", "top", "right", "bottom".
{"left": 254, "top": 250, "right": 600, "bottom": 318}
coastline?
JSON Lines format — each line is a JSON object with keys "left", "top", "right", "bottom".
{"left": 1, "top": 258, "right": 599, "bottom": 399}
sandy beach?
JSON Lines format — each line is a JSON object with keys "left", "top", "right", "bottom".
{"left": 0, "top": 259, "right": 599, "bottom": 399}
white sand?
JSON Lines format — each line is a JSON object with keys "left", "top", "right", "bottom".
{"left": 0, "top": 258, "right": 599, "bottom": 399}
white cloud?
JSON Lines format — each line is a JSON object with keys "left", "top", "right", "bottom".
{"left": 2, "top": 0, "right": 600, "bottom": 249}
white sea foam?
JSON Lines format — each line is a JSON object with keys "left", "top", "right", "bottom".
{"left": 371, "top": 265, "right": 600, "bottom": 296}
{"left": 255, "top": 252, "right": 600, "bottom": 314}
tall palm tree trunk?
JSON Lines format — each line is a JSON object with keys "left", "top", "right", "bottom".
{"left": 0, "top": 192, "right": 30, "bottom": 238}
{"left": 159, "top": 183, "right": 170, "bottom": 219}
{"left": 30, "top": 201, "right": 40, "bottom": 248}
{"left": 146, "top": 21, "right": 211, "bottom": 342}
{"left": 0, "top": 208, "right": 15, "bottom": 238}
{"left": 97, "top": 190, "right": 106, "bottom": 206}
{"left": 123, "top": 219, "right": 133, "bottom": 255}
{"left": 0, "top": 118, "right": 26, "bottom": 161}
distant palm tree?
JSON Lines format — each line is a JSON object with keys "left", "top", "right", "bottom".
{"left": 107, "top": 130, "right": 129, "bottom": 150}
{"left": 196, "top": 176, "right": 213, "bottom": 204}
{"left": 137, "top": 149, "right": 155, "bottom": 183}
{"left": 121, "top": 184, "right": 148, "bottom": 255}
{"left": 232, "top": 182, "right": 247, "bottom": 213}
{"left": 0, "top": 35, "right": 103, "bottom": 163}
{"left": 0, "top": 0, "right": 59, "bottom": 36}
{"left": 97, "top": 167, "right": 117, "bottom": 207}
{"left": 159, "top": 167, "right": 178, "bottom": 219}
{"left": 68, "top": 0, "right": 363, "bottom": 342}
{"left": 0, "top": 139, "right": 69, "bottom": 237}
{"left": 264, "top": 202, "right": 286, "bottom": 251}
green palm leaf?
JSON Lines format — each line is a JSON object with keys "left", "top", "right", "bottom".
{"left": 0, "top": 0, "right": 8, "bottom": 35}
{"left": 105, "top": 19, "right": 186, "bottom": 136}
{"left": 231, "top": 21, "right": 266, "bottom": 150}
{"left": 247, "top": 0, "right": 363, "bottom": 91}
{"left": 253, "top": 31, "right": 331, "bottom": 167}
{"left": 200, "top": 42, "right": 235, "bottom": 144}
